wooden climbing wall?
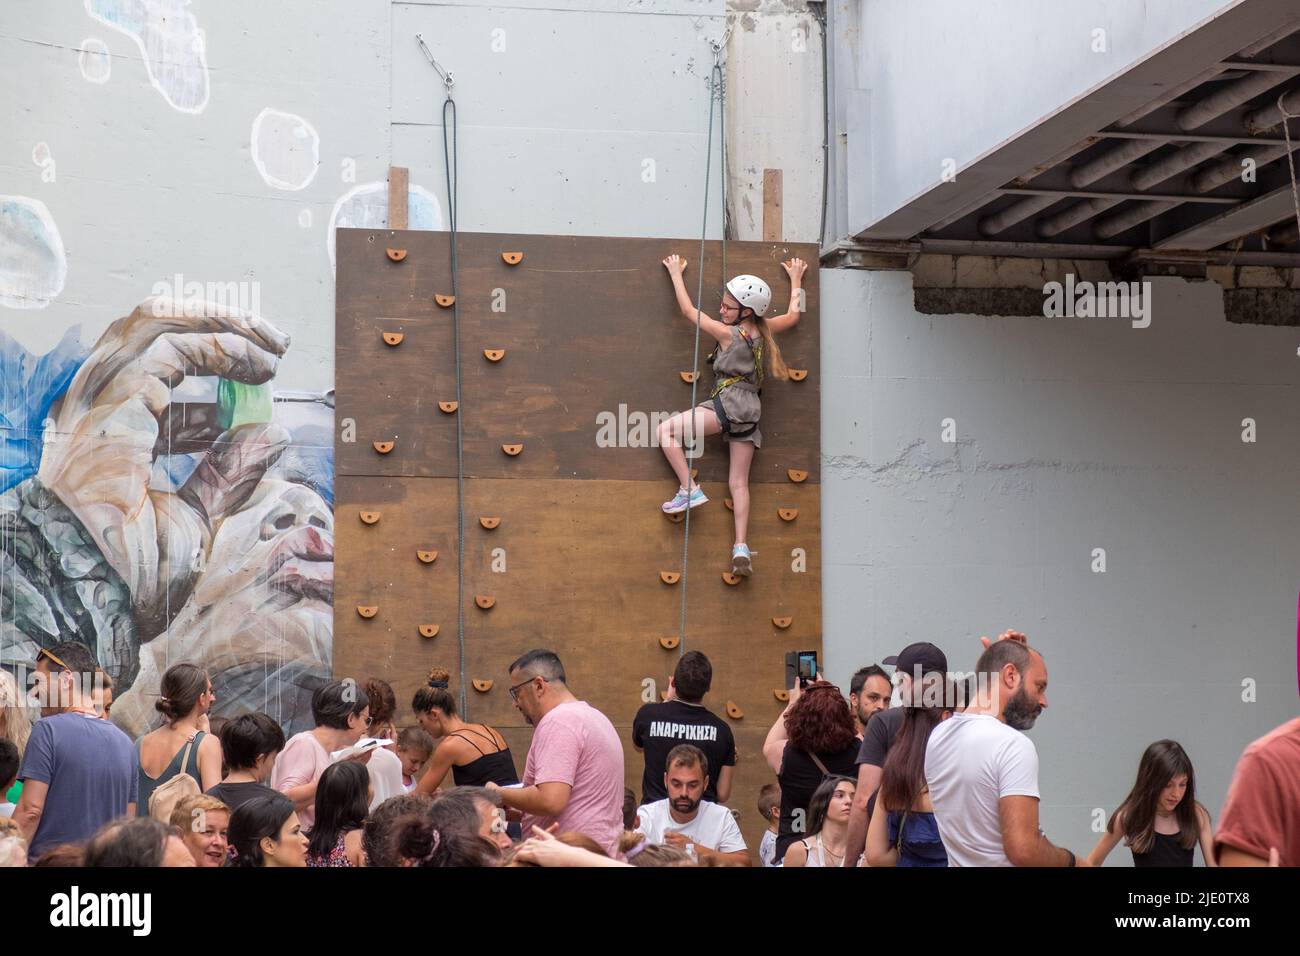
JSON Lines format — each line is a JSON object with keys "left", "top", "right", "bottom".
{"left": 334, "top": 229, "right": 820, "bottom": 852}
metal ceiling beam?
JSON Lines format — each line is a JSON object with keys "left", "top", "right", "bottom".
{"left": 1101, "top": 128, "right": 1290, "bottom": 146}
{"left": 1000, "top": 187, "right": 1238, "bottom": 204}
{"left": 1154, "top": 184, "right": 1300, "bottom": 249}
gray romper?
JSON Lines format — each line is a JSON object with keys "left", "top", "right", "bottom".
{"left": 697, "top": 324, "right": 763, "bottom": 448}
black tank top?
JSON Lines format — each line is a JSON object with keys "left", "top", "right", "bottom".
{"left": 1132, "top": 831, "right": 1194, "bottom": 867}
{"left": 448, "top": 726, "right": 519, "bottom": 788}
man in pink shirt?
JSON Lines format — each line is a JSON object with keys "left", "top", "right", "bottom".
{"left": 490, "top": 649, "right": 625, "bottom": 857}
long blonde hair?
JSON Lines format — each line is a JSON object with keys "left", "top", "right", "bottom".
{"left": 754, "top": 315, "right": 790, "bottom": 383}
{"left": 0, "top": 670, "right": 33, "bottom": 759}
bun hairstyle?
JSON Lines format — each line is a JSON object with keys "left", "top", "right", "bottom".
{"left": 411, "top": 667, "right": 457, "bottom": 716}
{"left": 155, "top": 663, "right": 210, "bottom": 722}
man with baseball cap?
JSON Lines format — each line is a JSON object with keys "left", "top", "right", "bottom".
{"left": 841, "top": 642, "right": 949, "bottom": 866}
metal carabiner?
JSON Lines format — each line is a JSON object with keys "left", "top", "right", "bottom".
{"left": 415, "top": 33, "right": 454, "bottom": 92}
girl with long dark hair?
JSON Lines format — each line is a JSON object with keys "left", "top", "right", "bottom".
{"left": 865, "top": 703, "right": 951, "bottom": 867}
{"left": 1087, "top": 740, "right": 1216, "bottom": 866}
{"left": 783, "top": 775, "right": 857, "bottom": 868}
{"left": 307, "top": 761, "right": 369, "bottom": 867}
{"left": 227, "top": 793, "right": 308, "bottom": 867}
{"left": 762, "top": 679, "right": 860, "bottom": 863}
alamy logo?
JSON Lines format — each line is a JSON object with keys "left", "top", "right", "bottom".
{"left": 1042, "top": 274, "right": 1151, "bottom": 328}
{"left": 49, "top": 887, "right": 151, "bottom": 936}
{"left": 150, "top": 273, "right": 261, "bottom": 318}
{"left": 594, "top": 404, "right": 702, "bottom": 457}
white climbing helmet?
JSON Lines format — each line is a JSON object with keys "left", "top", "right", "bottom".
{"left": 725, "top": 274, "right": 771, "bottom": 319}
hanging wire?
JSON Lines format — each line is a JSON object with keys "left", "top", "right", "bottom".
{"left": 677, "top": 36, "right": 729, "bottom": 653}
{"left": 418, "top": 34, "right": 468, "bottom": 718}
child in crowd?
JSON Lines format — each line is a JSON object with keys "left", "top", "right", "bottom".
{"left": 206, "top": 712, "right": 286, "bottom": 813}
{"left": 757, "top": 782, "right": 780, "bottom": 867}
{"left": 396, "top": 726, "right": 434, "bottom": 792}
{"left": 1087, "top": 739, "right": 1216, "bottom": 867}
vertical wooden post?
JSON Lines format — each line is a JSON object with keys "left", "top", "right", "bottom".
{"left": 388, "top": 166, "right": 410, "bottom": 230}
{"left": 763, "top": 168, "right": 783, "bottom": 242}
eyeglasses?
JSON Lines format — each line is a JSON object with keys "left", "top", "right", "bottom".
{"left": 508, "top": 676, "right": 546, "bottom": 702}
{"left": 35, "top": 647, "right": 69, "bottom": 672}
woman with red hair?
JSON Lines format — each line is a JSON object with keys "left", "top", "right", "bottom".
{"left": 762, "top": 680, "right": 859, "bottom": 864}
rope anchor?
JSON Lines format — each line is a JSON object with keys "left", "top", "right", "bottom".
{"left": 416, "top": 33, "right": 454, "bottom": 91}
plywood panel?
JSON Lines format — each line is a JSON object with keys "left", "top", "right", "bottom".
{"left": 332, "top": 476, "right": 460, "bottom": 720}
{"left": 335, "top": 230, "right": 820, "bottom": 484}
{"left": 334, "top": 227, "right": 820, "bottom": 860}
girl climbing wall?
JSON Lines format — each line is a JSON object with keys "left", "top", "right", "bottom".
{"left": 656, "top": 254, "right": 807, "bottom": 577}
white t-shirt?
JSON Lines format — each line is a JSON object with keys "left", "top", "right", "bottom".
{"left": 924, "top": 712, "right": 1040, "bottom": 867}
{"left": 635, "top": 799, "right": 747, "bottom": 854}
{"left": 759, "top": 829, "right": 777, "bottom": 867}
{"left": 366, "top": 747, "right": 406, "bottom": 811}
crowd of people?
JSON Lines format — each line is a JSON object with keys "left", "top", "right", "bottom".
{"left": 0, "top": 635, "right": 1295, "bottom": 868}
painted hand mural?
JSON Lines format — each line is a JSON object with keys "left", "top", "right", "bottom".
{"left": 1, "top": 298, "right": 334, "bottom": 737}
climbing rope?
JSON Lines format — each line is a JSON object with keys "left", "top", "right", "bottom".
{"left": 418, "top": 35, "right": 468, "bottom": 719}
{"left": 678, "top": 36, "right": 729, "bottom": 653}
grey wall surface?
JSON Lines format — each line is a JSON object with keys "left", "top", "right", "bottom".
{"left": 829, "top": 0, "right": 1238, "bottom": 237}
{"left": 819, "top": 267, "right": 1300, "bottom": 862}
{"left": 1, "top": 0, "right": 730, "bottom": 383}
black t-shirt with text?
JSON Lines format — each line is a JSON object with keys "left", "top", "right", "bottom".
{"left": 632, "top": 700, "right": 736, "bottom": 805}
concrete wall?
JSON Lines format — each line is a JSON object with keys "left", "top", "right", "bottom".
{"left": 829, "top": 0, "right": 1240, "bottom": 238}
{"left": 819, "top": 267, "right": 1300, "bottom": 861}
{"left": 0, "top": 0, "right": 735, "bottom": 731}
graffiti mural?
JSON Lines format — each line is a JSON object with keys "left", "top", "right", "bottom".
{"left": 1, "top": 299, "right": 334, "bottom": 737}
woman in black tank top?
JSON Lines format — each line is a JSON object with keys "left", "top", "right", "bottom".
{"left": 410, "top": 669, "right": 519, "bottom": 794}
{"left": 1086, "top": 740, "right": 1217, "bottom": 867}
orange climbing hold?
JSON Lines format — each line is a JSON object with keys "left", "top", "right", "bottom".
{"left": 726, "top": 701, "right": 744, "bottom": 719}
{"left": 772, "top": 616, "right": 792, "bottom": 629}
{"left": 386, "top": 248, "right": 407, "bottom": 262}
{"left": 382, "top": 331, "right": 404, "bottom": 346}
{"left": 659, "top": 636, "right": 680, "bottom": 650}
{"left": 479, "top": 516, "right": 501, "bottom": 530}
{"left": 502, "top": 443, "right": 523, "bottom": 456}
{"left": 439, "top": 401, "right": 458, "bottom": 413}
{"left": 778, "top": 507, "right": 799, "bottom": 521}
{"left": 721, "top": 572, "right": 742, "bottom": 586}
{"left": 787, "top": 469, "right": 808, "bottom": 483}
{"left": 472, "top": 679, "right": 494, "bottom": 692}
{"left": 373, "top": 440, "right": 395, "bottom": 454}
{"left": 418, "top": 624, "right": 439, "bottom": 639}
{"left": 502, "top": 251, "right": 523, "bottom": 265}
{"left": 357, "top": 605, "right": 378, "bottom": 619}
{"left": 484, "top": 349, "right": 505, "bottom": 362}
{"left": 475, "top": 595, "right": 496, "bottom": 610}
{"left": 359, "top": 510, "right": 381, "bottom": 525}
{"left": 788, "top": 368, "right": 808, "bottom": 381}
{"left": 660, "top": 571, "right": 681, "bottom": 585}
{"left": 435, "top": 294, "right": 455, "bottom": 308}
{"left": 416, "top": 550, "right": 438, "bottom": 564}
